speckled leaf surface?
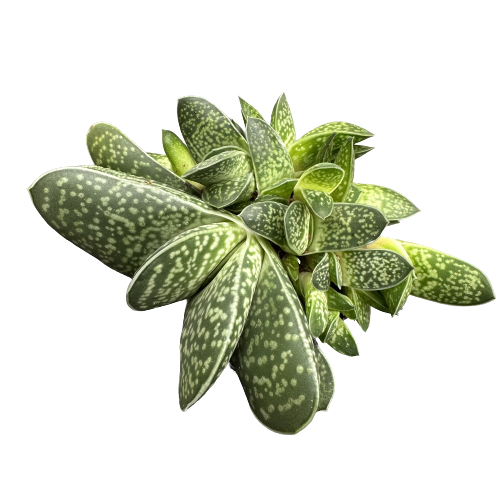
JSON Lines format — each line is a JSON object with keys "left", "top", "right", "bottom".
{"left": 270, "top": 93, "right": 296, "bottom": 148}
{"left": 246, "top": 117, "right": 295, "bottom": 192}
{"left": 345, "top": 287, "right": 371, "bottom": 332}
{"left": 354, "top": 145, "right": 374, "bottom": 159}
{"left": 307, "top": 204, "right": 388, "bottom": 253}
{"left": 257, "top": 195, "right": 288, "bottom": 205}
{"left": 319, "top": 310, "right": 339, "bottom": 342}
{"left": 338, "top": 249, "right": 414, "bottom": 290}
{"left": 327, "top": 287, "right": 354, "bottom": 312}
{"left": 356, "top": 184, "right": 419, "bottom": 220}
{"left": 400, "top": 241, "right": 495, "bottom": 305}
{"left": 344, "top": 184, "right": 362, "bottom": 204}
{"left": 328, "top": 253, "right": 342, "bottom": 287}
{"left": 381, "top": 274, "right": 413, "bottom": 316}
{"left": 301, "top": 273, "right": 329, "bottom": 338}
{"left": 283, "top": 254, "right": 300, "bottom": 281}
{"left": 179, "top": 236, "right": 263, "bottom": 410}
{"left": 226, "top": 200, "right": 254, "bottom": 213}
{"left": 87, "top": 123, "right": 196, "bottom": 194}
{"left": 239, "top": 97, "right": 264, "bottom": 125}
{"left": 331, "top": 137, "right": 354, "bottom": 202}
{"left": 289, "top": 122, "right": 373, "bottom": 171}
{"left": 202, "top": 145, "right": 247, "bottom": 161}
{"left": 239, "top": 201, "right": 287, "bottom": 248}
{"left": 126, "top": 222, "right": 246, "bottom": 311}
{"left": 202, "top": 174, "right": 255, "bottom": 208}
{"left": 311, "top": 253, "right": 330, "bottom": 291}
{"left": 296, "top": 163, "right": 344, "bottom": 193}
{"left": 147, "top": 153, "right": 173, "bottom": 171}
{"left": 258, "top": 178, "right": 297, "bottom": 200}
{"left": 324, "top": 317, "right": 359, "bottom": 356}
{"left": 284, "top": 201, "right": 310, "bottom": 255}
{"left": 302, "top": 189, "right": 334, "bottom": 219}
{"left": 315, "top": 345, "right": 334, "bottom": 411}
{"left": 233, "top": 241, "right": 320, "bottom": 434}
{"left": 29, "top": 166, "right": 232, "bottom": 277}
{"left": 177, "top": 97, "right": 248, "bottom": 163}
{"left": 355, "top": 289, "right": 389, "bottom": 313}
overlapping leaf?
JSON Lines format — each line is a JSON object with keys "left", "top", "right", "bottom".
{"left": 344, "top": 184, "right": 363, "bottom": 204}
{"left": 311, "top": 253, "right": 330, "bottom": 291}
{"left": 345, "top": 287, "right": 371, "bottom": 332}
{"left": 258, "top": 178, "right": 297, "bottom": 200}
{"left": 270, "top": 93, "right": 296, "bottom": 148}
{"left": 302, "top": 190, "right": 334, "bottom": 219}
{"left": 328, "top": 253, "right": 342, "bottom": 287}
{"left": 239, "top": 97, "right": 264, "bottom": 125}
{"left": 284, "top": 201, "right": 310, "bottom": 255}
{"left": 323, "top": 314, "right": 359, "bottom": 356}
{"left": 331, "top": 137, "right": 354, "bottom": 202}
{"left": 239, "top": 201, "right": 288, "bottom": 248}
{"left": 202, "top": 174, "right": 255, "bottom": 209}
{"left": 315, "top": 345, "right": 334, "bottom": 411}
{"left": 354, "top": 289, "right": 389, "bottom": 313}
{"left": 301, "top": 273, "right": 329, "bottom": 337}
{"left": 327, "top": 287, "right": 354, "bottom": 312}
{"left": 356, "top": 184, "right": 419, "bottom": 220}
{"left": 295, "top": 163, "right": 344, "bottom": 193}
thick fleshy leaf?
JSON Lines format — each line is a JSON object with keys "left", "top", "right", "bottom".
{"left": 315, "top": 345, "right": 334, "bottom": 411}
{"left": 319, "top": 310, "right": 339, "bottom": 342}
{"left": 270, "top": 93, "right": 296, "bottom": 148}
{"left": 331, "top": 137, "right": 354, "bottom": 202}
{"left": 256, "top": 194, "right": 288, "bottom": 204}
{"left": 311, "top": 253, "right": 330, "bottom": 291}
{"left": 258, "top": 178, "right": 297, "bottom": 200}
{"left": 356, "top": 184, "right": 419, "bottom": 220}
{"left": 324, "top": 315, "right": 359, "bottom": 356}
{"left": 232, "top": 119, "right": 247, "bottom": 139}
{"left": 338, "top": 249, "right": 414, "bottom": 290}
{"left": 233, "top": 241, "right": 320, "bottom": 434}
{"left": 289, "top": 122, "right": 373, "bottom": 171}
{"left": 239, "top": 201, "right": 287, "bottom": 248}
{"left": 354, "top": 144, "right": 374, "bottom": 159}
{"left": 382, "top": 274, "right": 413, "bottom": 316}
{"left": 301, "top": 273, "right": 329, "bottom": 338}
{"left": 147, "top": 153, "right": 173, "bottom": 171}
{"left": 345, "top": 287, "right": 371, "bottom": 332}
{"left": 161, "top": 130, "right": 196, "bottom": 176}
{"left": 246, "top": 117, "right": 295, "bottom": 192}
{"left": 226, "top": 200, "right": 254, "bottom": 213}
{"left": 182, "top": 150, "right": 252, "bottom": 185}
{"left": 179, "top": 236, "right": 263, "bottom": 410}
{"left": 177, "top": 97, "right": 248, "bottom": 162}
{"left": 202, "top": 174, "right": 255, "bottom": 209}
{"left": 197, "top": 242, "right": 244, "bottom": 291}
{"left": 307, "top": 204, "right": 388, "bottom": 254}
{"left": 400, "top": 241, "right": 495, "bottom": 305}
{"left": 328, "top": 253, "right": 342, "bottom": 287}
{"left": 295, "top": 163, "right": 344, "bottom": 193}
{"left": 282, "top": 254, "right": 300, "bottom": 282}
{"left": 343, "top": 309, "right": 357, "bottom": 320}
{"left": 239, "top": 97, "right": 264, "bottom": 125}
{"left": 327, "top": 287, "right": 354, "bottom": 312}
{"left": 202, "top": 145, "right": 247, "bottom": 161}
{"left": 302, "top": 190, "right": 334, "bottom": 219}
{"left": 354, "top": 290, "right": 390, "bottom": 313}
{"left": 344, "top": 184, "right": 362, "bottom": 204}
{"left": 126, "top": 222, "right": 246, "bottom": 311}
{"left": 284, "top": 201, "right": 310, "bottom": 255}
{"left": 28, "top": 166, "right": 233, "bottom": 277}
{"left": 87, "top": 123, "right": 197, "bottom": 194}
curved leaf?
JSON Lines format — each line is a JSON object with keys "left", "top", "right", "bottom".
{"left": 382, "top": 274, "right": 413, "bottom": 316}
{"left": 311, "top": 253, "right": 330, "bottom": 291}
{"left": 202, "top": 145, "right": 247, "bottom": 161}
{"left": 256, "top": 194, "right": 288, "bottom": 204}
{"left": 202, "top": 174, "right": 255, "bottom": 208}
{"left": 302, "top": 189, "right": 334, "bottom": 219}
{"left": 239, "top": 201, "right": 287, "bottom": 248}
{"left": 327, "top": 287, "right": 354, "bottom": 312}
{"left": 344, "top": 184, "right": 363, "bottom": 204}
{"left": 354, "top": 289, "right": 389, "bottom": 313}
{"left": 239, "top": 96, "right": 264, "bottom": 125}
{"left": 324, "top": 316, "right": 359, "bottom": 356}
{"left": 296, "top": 163, "right": 344, "bottom": 193}
{"left": 345, "top": 287, "right": 371, "bottom": 332}
{"left": 300, "top": 273, "right": 329, "bottom": 338}
{"left": 161, "top": 130, "right": 196, "bottom": 176}
{"left": 284, "top": 201, "right": 310, "bottom": 255}
{"left": 315, "top": 345, "right": 334, "bottom": 411}
{"left": 270, "top": 93, "right": 296, "bottom": 148}
{"left": 354, "top": 144, "right": 374, "bottom": 159}
{"left": 356, "top": 184, "right": 419, "bottom": 220}
{"left": 328, "top": 253, "right": 342, "bottom": 287}
{"left": 282, "top": 254, "right": 300, "bottom": 282}
{"left": 258, "top": 178, "right": 297, "bottom": 200}
{"left": 147, "top": 153, "right": 173, "bottom": 171}
{"left": 331, "top": 137, "right": 354, "bottom": 202}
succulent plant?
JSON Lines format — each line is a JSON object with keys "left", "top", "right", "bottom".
{"left": 28, "top": 94, "right": 495, "bottom": 434}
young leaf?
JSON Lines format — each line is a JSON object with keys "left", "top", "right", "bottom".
{"left": 246, "top": 117, "right": 295, "bottom": 192}
{"left": 28, "top": 166, "right": 232, "bottom": 277}
{"left": 270, "top": 92, "right": 296, "bottom": 148}
{"left": 239, "top": 97, "right": 264, "bottom": 125}
{"left": 177, "top": 97, "right": 248, "bottom": 162}
{"left": 344, "top": 184, "right": 363, "bottom": 204}
{"left": 324, "top": 317, "right": 359, "bottom": 356}
{"left": 300, "top": 273, "right": 329, "bottom": 338}
{"left": 327, "top": 287, "right": 354, "bottom": 312}
{"left": 284, "top": 201, "right": 310, "bottom": 255}
{"left": 295, "top": 163, "right": 344, "bottom": 193}
{"left": 328, "top": 252, "right": 342, "bottom": 287}
{"left": 331, "top": 137, "right": 354, "bottom": 202}
{"left": 382, "top": 274, "right": 414, "bottom": 316}
{"left": 232, "top": 240, "right": 320, "bottom": 434}
{"left": 202, "top": 174, "right": 255, "bottom": 208}
{"left": 239, "top": 201, "right": 288, "bottom": 248}
{"left": 179, "top": 236, "right": 263, "bottom": 410}
{"left": 258, "top": 178, "right": 297, "bottom": 200}
{"left": 356, "top": 184, "right": 419, "bottom": 220}
{"left": 345, "top": 287, "right": 371, "bottom": 332}
{"left": 161, "top": 130, "right": 196, "bottom": 176}
{"left": 311, "top": 253, "right": 330, "bottom": 291}
{"left": 315, "top": 345, "right": 335, "bottom": 411}
{"left": 400, "top": 241, "right": 495, "bottom": 305}
{"left": 282, "top": 254, "right": 300, "bottom": 282}
{"left": 302, "top": 189, "right": 334, "bottom": 219}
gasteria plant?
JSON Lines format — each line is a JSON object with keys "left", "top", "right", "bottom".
{"left": 29, "top": 94, "right": 495, "bottom": 434}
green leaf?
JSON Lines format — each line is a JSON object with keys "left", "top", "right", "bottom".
{"left": 87, "top": 122, "right": 197, "bottom": 195}
{"left": 161, "top": 130, "right": 196, "bottom": 176}
{"left": 146, "top": 153, "right": 173, "bottom": 171}
{"left": 258, "top": 178, "right": 297, "bottom": 200}
{"left": 202, "top": 174, "right": 255, "bottom": 209}
{"left": 345, "top": 287, "right": 371, "bottom": 332}
{"left": 307, "top": 204, "right": 388, "bottom": 253}
{"left": 179, "top": 236, "right": 264, "bottom": 410}
{"left": 246, "top": 117, "right": 295, "bottom": 192}
{"left": 344, "top": 184, "right": 363, "bottom": 204}
{"left": 315, "top": 345, "right": 334, "bottom": 411}
{"left": 382, "top": 274, "right": 413, "bottom": 316}
{"left": 233, "top": 240, "right": 320, "bottom": 434}
{"left": 324, "top": 316, "right": 359, "bottom": 356}
{"left": 239, "top": 96, "right": 264, "bottom": 125}
{"left": 28, "top": 166, "right": 233, "bottom": 277}
{"left": 126, "top": 222, "right": 246, "bottom": 310}
{"left": 354, "top": 290, "right": 390, "bottom": 313}
{"left": 300, "top": 273, "right": 329, "bottom": 338}
{"left": 270, "top": 93, "right": 296, "bottom": 148}
{"left": 295, "top": 163, "right": 344, "bottom": 193}
{"left": 400, "top": 241, "right": 495, "bottom": 306}
{"left": 338, "top": 249, "right": 414, "bottom": 290}
{"left": 311, "top": 253, "right": 330, "bottom": 291}
{"left": 231, "top": 119, "right": 247, "bottom": 139}
{"left": 319, "top": 310, "right": 339, "bottom": 342}
{"left": 282, "top": 254, "right": 300, "bottom": 281}
{"left": 302, "top": 189, "right": 334, "bottom": 219}
{"left": 328, "top": 253, "right": 342, "bottom": 287}
{"left": 289, "top": 122, "right": 373, "bottom": 171}
{"left": 256, "top": 194, "right": 288, "bottom": 205}
{"left": 177, "top": 97, "right": 248, "bottom": 162}
{"left": 353, "top": 145, "right": 374, "bottom": 159}
{"left": 226, "top": 200, "right": 254, "bottom": 213}
{"left": 182, "top": 150, "right": 252, "bottom": 185}
{"left": 284, "top": 201, "right": 310, "bottom": 255}
{"left": 239, "top": 201, "right": 287, "bottom": 248}
{"left": 202, "top": 145, "right": 247, "bottom": 161}
{"left": 356, "top": 184, "right": 419, "bottom": 220}
{"left": 327, "top": 287, "right": 354, "bottom": 312}
{"left": 331, "top": 137, "right": 354, "bottom": 202}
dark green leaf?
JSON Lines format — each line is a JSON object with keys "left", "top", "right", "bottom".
{"left": 239, "top": 96, "right": 264, "bottom": 125}
{"left": 239, "top": 201, "right": 288, "bottom": 248}
{"left": 311, "top": 253, "right": 330, "bottom": 291}
{"left": 328, "top": 252, "right": 342, "bottom": 287}
{"left": 302, "top": 189, "right": 334, "bottom": 219}
{"left": 354, "top": 290, "right": 390, "bottom": 313}
{"left": 284, "top": 201, "right": 310, "bottom": 255}
{"left": 315, "top": 345, "right": 334, "bottom": 411}
{"left": 282, "top": 254, "right": 300, "bottom": 281}
{"left": 202, "top": 174, "right": 255, "bottom": 208}
{"left": 324, "top": 316, "right": 359, "bottom": 356}
{"left": 327, "top": 287, "right": 354, "bottom": 312}
{"left": 345, "top": 287, "right": 371, "bottom": 332}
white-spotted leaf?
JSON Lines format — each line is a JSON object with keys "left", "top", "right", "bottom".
{"left": 356, "top": 184, "right": 419, "bottom": 220}
{"left": 270, "top": 93, "right": 296, "bottom": 148}
{"left": 284, "top": 201, "right": 310, "bottom": 255}
{"left": 302, "top": 189, "right": 334, "bottom": 219}
{"left": 202, "top": 173, "right": 255, "bottom": 208}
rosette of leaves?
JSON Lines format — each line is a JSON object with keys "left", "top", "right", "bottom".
{"left": 28, "top": 94, "right": 495, "bottom": 434}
